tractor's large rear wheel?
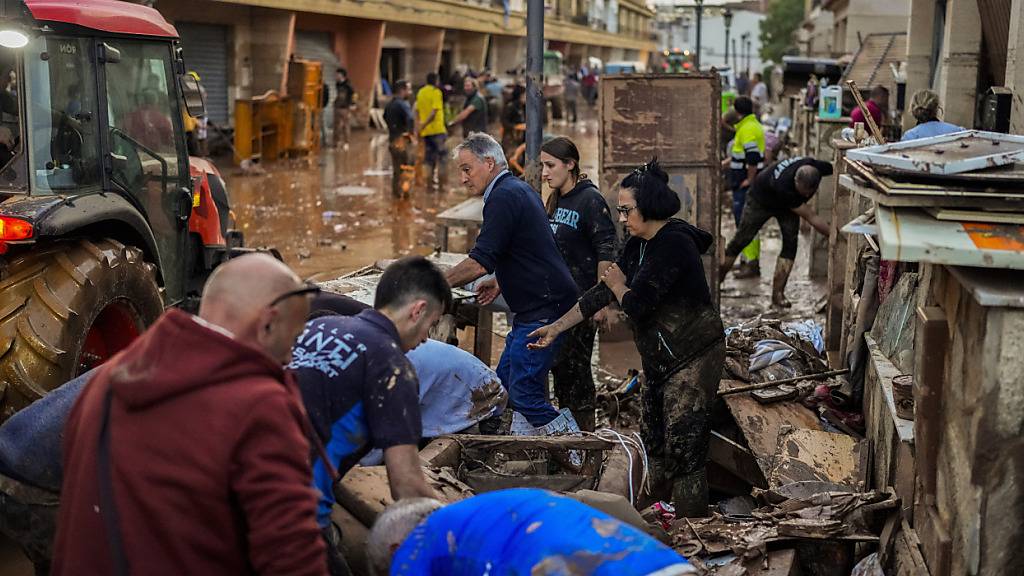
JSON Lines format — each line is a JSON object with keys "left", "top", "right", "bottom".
{"left": 0, "top": 238, "right": 163, "bottom": 419}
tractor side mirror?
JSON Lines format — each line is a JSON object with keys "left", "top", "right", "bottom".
{"left": 179, "top": 74, "right": 206, "bottom": 119}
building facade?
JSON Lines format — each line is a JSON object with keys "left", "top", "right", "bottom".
{"left": 653, "top": 0, "right": 766, "bottom": 74}
{"left": 155, "top": 0, "right": 655, "bottom": 126}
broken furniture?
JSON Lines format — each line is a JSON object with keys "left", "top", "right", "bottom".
{"left": 827, "top": 130, "right": 1024, "bottom": 574}
{"left": 331, "top": 433, "right": 645, "bottom": 575}
{"left": 435, "top": 196, "right": 483, "bottom": 253}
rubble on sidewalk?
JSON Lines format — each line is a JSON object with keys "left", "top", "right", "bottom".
{"left": 670, "top": 483, "right": 895, "bottom": 574}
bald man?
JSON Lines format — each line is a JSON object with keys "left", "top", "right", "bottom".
{"left": 53, "top": 254, "right": 328, "bottom": 576}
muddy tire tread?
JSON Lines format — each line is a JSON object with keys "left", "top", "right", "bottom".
{"left": 0, "top": 238, "right": 162, "bottom": 419}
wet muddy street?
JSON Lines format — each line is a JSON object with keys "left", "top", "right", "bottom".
{"left": 220, "top": 112, "right": 602, "bottom": 281}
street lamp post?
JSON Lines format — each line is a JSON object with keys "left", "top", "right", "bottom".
{"left": 740, "top": 32, "right": 749, "bottom": 77}
{"left": 525, "top": 0, "right": 543, "bottom": 190}
{"left": 745, "top": 36, "right": 752, "bottom": 76}
{"left": 723, "top": 8, "right": 733, "bottom": 70}
{"left": 694, "top": 0, "right": 704, "bottom": 69}
{"left": 732, "top": 37, "right": 738, "bottom": 71}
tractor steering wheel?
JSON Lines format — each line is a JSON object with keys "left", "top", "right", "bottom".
{"left": 51, "top": 112, "right": 85, "bottom": 178}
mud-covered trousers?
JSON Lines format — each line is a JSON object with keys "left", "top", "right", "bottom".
{"left": 551, "top": 319, "right": 597, "bottom": 431}
{"left": 640, "top": 340, "right": 726, "bottom": 492}
{"left": 725, "top": 193, "right": 800, "bottom": 260}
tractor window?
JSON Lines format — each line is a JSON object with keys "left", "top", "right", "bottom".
{"left": 103, "top": 40, "right": 185, "bottom": 181}
{"left": 102, "top": 40, "right": 187, "bottom": 238}
{"left": 23, "top": 36, "right": 102, "bottom": 192}
{"left": 0, "top": 45, "right": 25, "bottom": 188}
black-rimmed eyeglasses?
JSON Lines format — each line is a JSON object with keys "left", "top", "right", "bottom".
{"left": 269, "top": 282, "right": 321, "bottom": 307}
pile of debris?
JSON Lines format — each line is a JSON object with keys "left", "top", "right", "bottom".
{"left": 675, "top": 483, "right": 897, "bottom": 575}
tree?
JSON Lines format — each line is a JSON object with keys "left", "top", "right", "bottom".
{"left": 758, "top": 0, "right": 804, "bottom": 63}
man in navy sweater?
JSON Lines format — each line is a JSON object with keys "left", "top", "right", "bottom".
{"left": 445, "top": 132, "right": 578, "bottom": 429}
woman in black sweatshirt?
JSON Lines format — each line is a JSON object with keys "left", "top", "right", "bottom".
{"left": 540, "top": 137, "right": 618, "bottom": 432}
{"left": 529, "top": 159, "right": 725, "bottom": 516}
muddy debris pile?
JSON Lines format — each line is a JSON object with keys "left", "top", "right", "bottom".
{"left": 675, "top": 483, "right": 898, "bottom": 575}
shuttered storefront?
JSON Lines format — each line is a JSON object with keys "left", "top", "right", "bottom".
{"left": 294, "top": 31, "right": 340, "bottom": 130}
{"left": 176, "top": 22, "right": 230, "bottom": 125}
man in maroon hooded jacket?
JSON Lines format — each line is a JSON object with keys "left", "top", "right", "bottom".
{"left": 53, "top": 254, "right": 328, "bottom": 576}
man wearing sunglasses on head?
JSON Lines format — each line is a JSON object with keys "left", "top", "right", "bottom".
{"left": 53, "top": 253, "right": 328, "bottom": 576}
{"left": 289, "top": 255, "right": 448, "bottom": 575}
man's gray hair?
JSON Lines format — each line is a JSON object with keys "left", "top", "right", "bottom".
{"left": 453, "top": 132, "right": 508, "bottom": 168}
{"left": 366, "top": 497, "right": 444, "bottom": 575}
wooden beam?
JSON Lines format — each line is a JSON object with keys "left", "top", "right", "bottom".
{"left": 443, "top": 434, "right": 615, "bottom": 451}
{"left": 913, "top": 305, "right": 948, "bottom": 497}
{"left": 709, "top": 431, "right": 767, "bottom": 488}
{"left": 419, "top": 437, "right": 462, "bottom": 468}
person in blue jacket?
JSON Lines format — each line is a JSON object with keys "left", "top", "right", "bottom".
{"left": 901, "top": 89, "right": 963, "bottom": 141}
{"left": 367, "top": 488, "right": 696, "bottom": 576}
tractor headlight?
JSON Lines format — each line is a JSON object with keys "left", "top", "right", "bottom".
{"left": 0, "top": 29, "right": 27, "bottom": 48}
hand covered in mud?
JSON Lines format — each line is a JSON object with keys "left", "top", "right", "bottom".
{"left": 475, "top": 277, "right": 501, "bottom": 306}
{"left": 601, "top": 264, "right": 627, "bottom": 289}
{"left": 594, "top": 306, "right": 617, "bottom": 332}
{"left": 526, "top": 324, "right": 559, "bottom": 350}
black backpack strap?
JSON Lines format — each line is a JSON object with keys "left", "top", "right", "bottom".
{"left": 97, "top": 387, "right": 130, "bottom": 576}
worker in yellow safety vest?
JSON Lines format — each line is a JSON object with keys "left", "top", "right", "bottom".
{"left": 727, "top": 96, "right": 765, "bottom": 278}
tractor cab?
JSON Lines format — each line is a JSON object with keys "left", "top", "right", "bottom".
{"left": 0, "top": 0, "right": 243, "bottom": 418}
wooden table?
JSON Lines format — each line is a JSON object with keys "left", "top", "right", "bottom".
{"left": 318, "top": 251, "right": 496, "bottom": 364}
{"left": 436, "top": 197, "right": 484, "bottom": 252}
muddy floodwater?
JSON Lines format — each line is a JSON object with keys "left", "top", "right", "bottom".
{"left": 222, "top": 114, "right": 602, "bottom": 281}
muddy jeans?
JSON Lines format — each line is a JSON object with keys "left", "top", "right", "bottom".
{"left": 333, "top": 107, "right": 352, "bottom": 147}
{"left": 388, "top": 138, "right": 414, "bottom": 197}
{"left": 551, "top": 320, "right": 597, "bottom": 431}
{"left": 726, "top": 193, "right": 800, "bottom": 260}
{"left": 641, "top": 340, "right": 726, "bottom": 482}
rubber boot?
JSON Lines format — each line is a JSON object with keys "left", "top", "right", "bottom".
{"left": 671, "top": 469, "right": 710, "bottom": 518}
{"left": 718, "top": 253, "right": 739, "bottom": 283}
{"left": 734, "top": 259, "right": 761, "bottom": 279}
{"left": 772, "top": 257, "right": 795, "bottom": 309}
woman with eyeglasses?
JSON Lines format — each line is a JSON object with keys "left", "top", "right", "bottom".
{"left": 539, "top": 136, "right": 618, "bottom": 432}
{"left": 528, "top": 159, "right": 724, "bottom": 517}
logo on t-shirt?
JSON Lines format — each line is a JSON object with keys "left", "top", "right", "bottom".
{"left": 289, "top": 323, "right": 367, "bottom": 378}
{"left": 552, "top": 207, "right": 580, "bottom": 230}
{"left": 772, "top": 156, "right": 806, "bottom": 179}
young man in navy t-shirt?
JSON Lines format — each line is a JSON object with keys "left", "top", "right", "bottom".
{"left": 289, "top": 256, "right": 451, "bottom": 575}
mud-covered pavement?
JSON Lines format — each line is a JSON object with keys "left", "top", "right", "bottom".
{"left": 221, "top": 116, "right": 603, "bottom": 281}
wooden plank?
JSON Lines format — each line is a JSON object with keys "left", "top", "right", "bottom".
{"left": 827, "top": 143, "right": 855, "bottom": 353}
{"left": 473, "top": 308, "right": 493, "bottom": 364}
{"left": 768, "top": 427, "right": 866, "bottom": 490}
{"left": 925, "top": 206, "right": 1024, "bottom": 225}
{"left": 893, "top": 519, "right": 930, "bottom": 576}
{"left": 419, "top": 437, "right": 462, "bottom": 468}
{"left": 443, "top": 434, "right": 615, "bottom": 451}
{"left": 463, "top": 471, "right": 591, "bottom": 494}
{"left": 916, "top": 502, "right": 951, "bottom": 576}
{"left": 913, "top": 306, "right": 947, "bottom": 498}
{"left": 435, "top": 196, "right": 484, "bottom": 226}
{"left": 709, "top": 431, "right": 768, "bottom": 489}
{"left": 720, "top": 379, "right": 823, "bottom": 477}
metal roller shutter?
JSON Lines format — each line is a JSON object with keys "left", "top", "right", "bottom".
{"left": 176, "top": 22, "right": 230, "bottom": 125}
{"left": 294, "top": 31, "right": 340, "bottom": 129}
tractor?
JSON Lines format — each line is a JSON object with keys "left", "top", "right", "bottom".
{"left": 0, "top": 0, "right": 249, "bottom": 419}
